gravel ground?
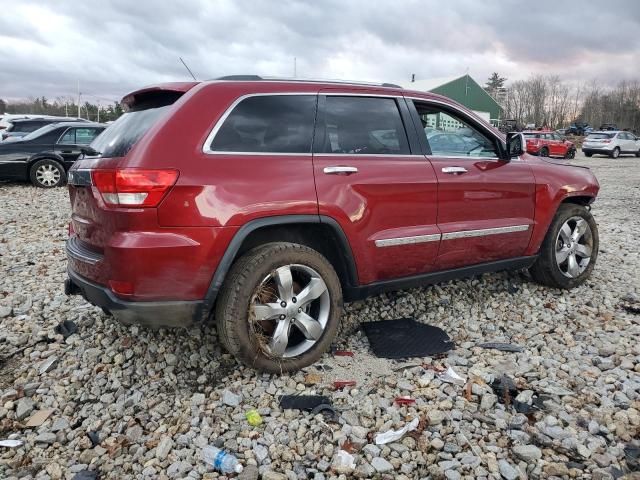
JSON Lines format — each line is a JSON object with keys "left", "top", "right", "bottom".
{"left": 0, "top": 153, "right": 639, "bottom": 480}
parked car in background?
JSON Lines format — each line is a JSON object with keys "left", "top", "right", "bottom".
{"left": 582, "top": 131, "right": 640, "bottom": 158}
{"left": 0, "top": 122, "right": 106, "bottom": 187}
{"left": 0, "top": 114, "right": 48, "bottom": 131}
{"left": 599, "top": 123, "right": 618, "bottom": 131}
{"left": 1, "top": 116, "right": 84, "bottom": 141}
{"left": 523, "top": 130, "right": 576, "bottom": 158}
{"left": 564, "top": 122, "right": 592, "bottom": 136}
{"left": 64, "top": 77, "right": 599, "bottom": 373}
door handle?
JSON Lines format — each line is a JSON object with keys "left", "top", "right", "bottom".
{"left": 442, "top": 166, "right": 468, "bottom": 174}
{"left": 323, "top": 166, "right": 358, "bottom": 175}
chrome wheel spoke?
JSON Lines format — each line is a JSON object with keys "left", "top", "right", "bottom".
{"left": 252, "top": 303, "right": 285, "bottom": 321}
{"left": 293, "top": 312, "right": 323, "bottom": 340}
{"left": 295, "top": 277, "right": 327, "bottom": 307}
{"left": 274, "top": 266, "right": 294, "bottom": 301}
{"left": 556, "top": 247, "right": 571, "bottom": 264}
{"left": 567, "top": 254, "right": 580, "bottom": 277}
{"left": 268, "top": 318, "right": 291, "bottom": 357}
{"left": 559, "top": 224, "right": 572, "bottom": 244}
{"left": 575, "top": 243, "right": 592, "bottom": 258}
{"left": 572, "top": 219, "right": 588, "bottom": 241}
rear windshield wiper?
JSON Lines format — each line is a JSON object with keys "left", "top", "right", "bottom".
{"left": 80, "top": 146, "right": 101, "bottom": 157}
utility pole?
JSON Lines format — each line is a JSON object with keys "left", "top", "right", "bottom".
{"left": 97, "top": 101, "right": 100, "bottom": 123}
{"left": 77, "top": 81, "right": 81, "bottom": 119}
{"left": 293, "top": 57, "right": 297, "bottom": 77}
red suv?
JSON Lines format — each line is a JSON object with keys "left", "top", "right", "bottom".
{"left": 65, "top": 77, "right": 600, "bottom": 372}
{"left": 523, "top": 130, "right": 576, "bottom": 159}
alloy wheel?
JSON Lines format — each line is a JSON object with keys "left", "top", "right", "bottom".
{"left": 249, "top": 264, "right": 330, "bottom": 358}
{"left": 555, "top": 216, "right": 593, "bottom": 278}
{"left": 36, "top": 164, "right": 61, "bottom": 187}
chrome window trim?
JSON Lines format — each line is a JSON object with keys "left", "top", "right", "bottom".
{"left": 441, "top": 224, "right": 529, "bottom": 240}
{"left": 202, "top": 92, "right": 317, "bottom": 156}
{"left": 314, "top": 153, "right": 425, "bottom": 158}
{"left": 55, "top": 127, "right": 74, "bottom": 145}
{"left": 429, "top": 155, "right": 502, "bottom": 161}
{"left": 375, "top": 234, "right": 441, "bottom": 247}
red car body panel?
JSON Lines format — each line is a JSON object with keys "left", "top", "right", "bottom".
{"left": 65, "top": 80, "right": 600, "bottom": 325}
{"left": 426, "top": 155, "right": 536, "bottom": 269}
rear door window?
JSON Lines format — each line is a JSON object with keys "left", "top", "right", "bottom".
{"left": 316, "top": 96, "right": 410, "bottom": 154}
{"left": 209, "top": 95, "right": 317, "bottom": 153}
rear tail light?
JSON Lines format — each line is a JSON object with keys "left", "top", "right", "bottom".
{"left": 601, "top": 139, "right": 611, "bottom": 143}
{"left": 91, "top": 169, "right": 179, "bottom": 207}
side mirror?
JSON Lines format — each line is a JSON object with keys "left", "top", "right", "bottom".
{"left": 506, "top": 132, "right": 526, "bottom": 159}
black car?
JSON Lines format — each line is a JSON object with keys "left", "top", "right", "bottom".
{"left": 0, "top": 122, "right": 106, "bottom": 187}
{"left": 1, "top": 116, "right": 84, "bottom": 141}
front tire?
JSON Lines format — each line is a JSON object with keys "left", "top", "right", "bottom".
{"left": 29, "top": 159, "right": 65, "bottom": 188}
{"left": 539, "top": 147, "right": 549, "bottom": 157}
{"left": 529, "top": 204, "right": 598, "bottom": 289}
{"left": 565, "top": 148, "right": 576, "bottom": 159}
{"left": 610, "top": 147, "right": 620, "bottom": 159}
{"left": 215, "top": 242, "right": 343, "bottom": 373}
{"left": 584, "top": 152, "right": 593, "bottom": 157}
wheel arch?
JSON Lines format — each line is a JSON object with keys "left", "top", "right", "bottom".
{"left": 198, "top": 215, "right": 359, "bottom": 321}
{"left": 28, "top": 153, "right": 66, "bottom": 172}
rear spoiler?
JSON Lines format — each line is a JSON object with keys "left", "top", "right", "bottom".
{"left": 121, "top": 82, "right": 199, "bottom": 111}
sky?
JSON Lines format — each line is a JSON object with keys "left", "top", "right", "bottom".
{"left": 1, "top": 0, "right": 639, "bottom": 103}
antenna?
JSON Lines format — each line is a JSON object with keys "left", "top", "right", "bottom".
{"left": 179, "top": 57, "right": 197, "bottom": 81}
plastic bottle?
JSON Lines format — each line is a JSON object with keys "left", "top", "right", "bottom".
{"left": 202, "top": 445, "right": 243, "bottom": 474}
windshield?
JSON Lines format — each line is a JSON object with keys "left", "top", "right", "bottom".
{"left": 587, "top": 133, "right": 614, "bottom": 140}
{"left": 21, "top": 124, "right": 58, "bottom": 141}
{"left": 90, "top": 105, "right": 170, "bottom": 158}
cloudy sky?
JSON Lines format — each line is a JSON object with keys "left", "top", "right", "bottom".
{"left": 1, "top": 0, "right": 639, "bottom": 102}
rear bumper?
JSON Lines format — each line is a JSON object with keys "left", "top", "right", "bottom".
{"left": 66, "top": 268, "right": 202, "bottom": 329}
{"left": 582, "top": 147, "right": 612, "bottom": 154}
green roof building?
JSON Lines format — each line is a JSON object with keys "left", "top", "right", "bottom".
{"left": 401, "top": 74, "right": 503, "bottom": 126}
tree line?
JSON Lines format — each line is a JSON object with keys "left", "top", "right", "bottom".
{"left": 485, "top": 73, "right": 640, "bottom": 133}
{"left": 0, "top": 96, "right": 124, "bottom": 123}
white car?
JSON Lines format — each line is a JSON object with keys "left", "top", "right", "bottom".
{"left": 582, "top": 131, "right": 640, "bottom": 158}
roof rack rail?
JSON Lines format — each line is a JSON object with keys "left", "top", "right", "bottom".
{"left": 216, "top": 75, "right": 263, "bottom": 81}
{"left": 212, "top": 75, "right": 403, "bottom": 88}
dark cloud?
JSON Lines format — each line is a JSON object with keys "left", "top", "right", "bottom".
{"left": 1, "top": 0, "right": 638, "bottom": 102}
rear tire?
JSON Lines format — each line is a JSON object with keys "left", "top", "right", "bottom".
{"left": 215, "top": 242, "right": 343, "bottom": 373}
{"left": 584, "top": 152, "right": 593, "bottom": 157}
{"left": 635, "top": 149, "right": 640, "bottom": 158}
{"left": 565, "top": 148, "right": 576, "bottom": 159}
{"left": 529, "top": 204, "right": 598, "bottom": 289}
{"left": 610, "top": 147, "right": 620, "bottom": 159}
{"left": 539, "top": 147, "right": 549, "bottom": 157}
{"left": 29, "top": 159, "right": 66, "bottom": 188}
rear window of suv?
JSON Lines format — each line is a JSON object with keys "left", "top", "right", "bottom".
{"left": 90, "top": 106, "right": 169, "bottom": 158}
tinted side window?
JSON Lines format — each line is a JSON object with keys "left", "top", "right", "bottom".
{"left": 210, "top": 95, "right": 316, "bottom": 153}
{"left": 75, "top": 128, "right": 102, "bottom": 144}
{"left": 317, "top": 97, "right": 410, "bottom": 155}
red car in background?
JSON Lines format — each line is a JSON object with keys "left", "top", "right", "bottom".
{"left": 523, "top": 131, "right": 576, "bottom": 159}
